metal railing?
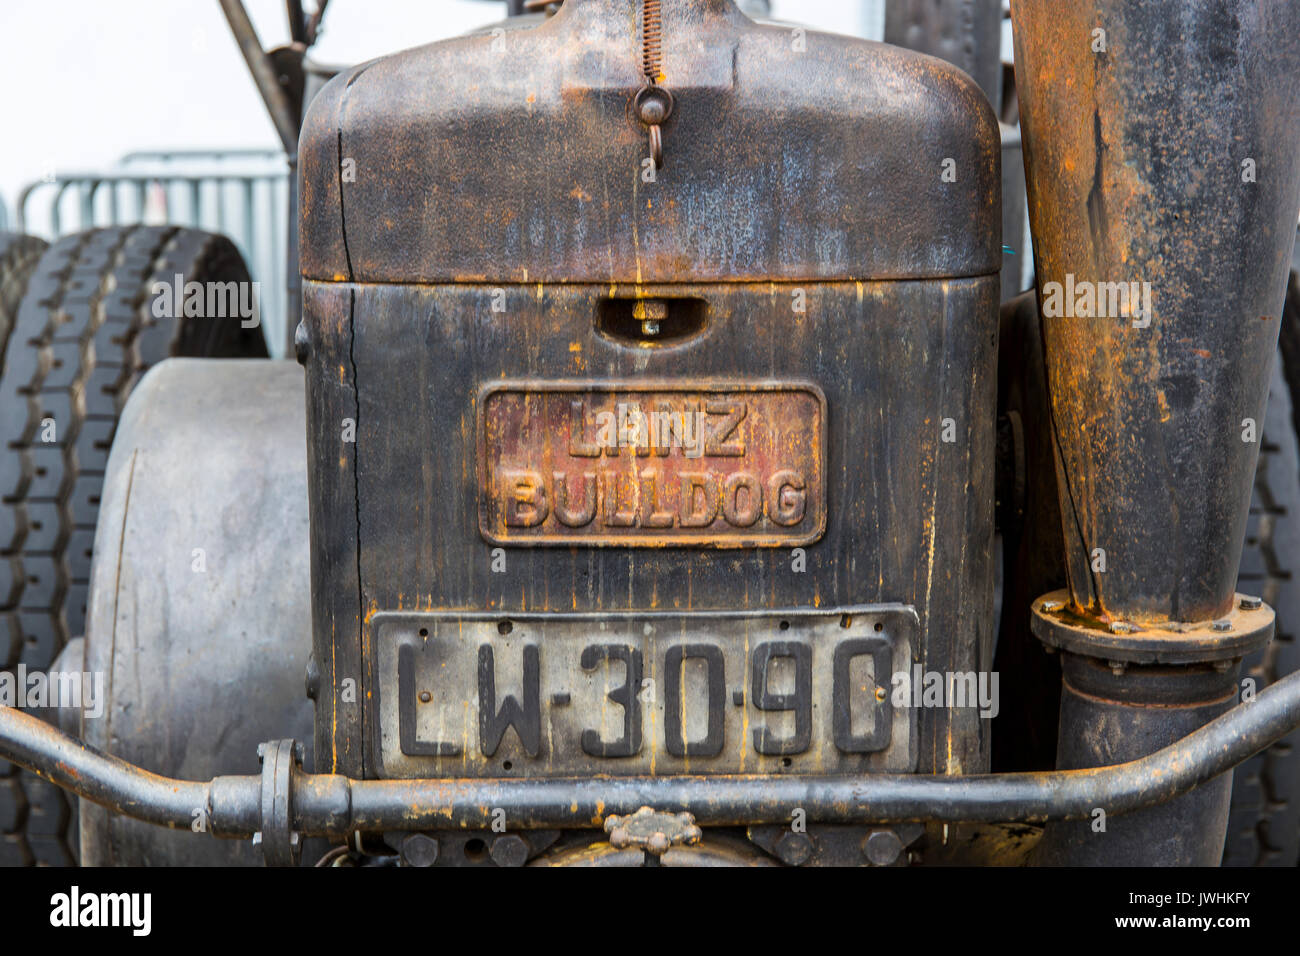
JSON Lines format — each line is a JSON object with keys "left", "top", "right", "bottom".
{"left": 17, "top": 149, "right": 290, "bottom": 356}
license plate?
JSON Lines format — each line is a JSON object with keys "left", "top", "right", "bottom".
{"left": 477, "top": 382, "right": 826, "bottom": 546}
{"left": 370, "top": 607, "right": 917, "bottom": 778}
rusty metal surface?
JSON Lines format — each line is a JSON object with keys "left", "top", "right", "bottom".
{"left": 298, "top": 0, "right": 1000, "bottom": 284}
{"left": 1012, "top": 0, "right": 1300, "bottom": 625}
{"left": 295, "top": 0, "right": 1002, "bottom": 786}
{"left": 1034, "top": 652, "right": 1241, "bottom": 866}
{"left": 367, "top": 607, "right": 918, "bottom": 778}
{"left": 922, "top": 822, "right": 1041, "bottom": 866}
{"left": 603, "top": 806, "right": 701, "bottom": 854}
{"left": 300, "top": 276, "right": 999, "bottom": 781}
{"left": 478, "top": 382, "right": 826, "bottom": 546}
{"left": 746, "top": 822, "right": 922, "bottom": 866}
{"left": 3, "top": 667, "right": 1300, "bottom": 841}
{"left": 1031, "top": 589, "right": 1274, "bottom": 665}
{"left": 531, "top": 831, "right": 776, "bottom": 865}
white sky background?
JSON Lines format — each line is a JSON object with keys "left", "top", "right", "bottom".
{"left": 0, "top": 0, "right": 884, "bottom": 223}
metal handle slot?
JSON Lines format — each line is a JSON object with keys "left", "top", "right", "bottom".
{"left": 596, "top": 297, "right": 708, "bottom": 346}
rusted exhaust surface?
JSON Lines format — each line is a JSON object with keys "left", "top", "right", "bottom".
{"left": 1012, "top": 0, "right": 1300, "bottom": 626}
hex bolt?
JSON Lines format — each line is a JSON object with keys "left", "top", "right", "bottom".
{"left": 862, "top": 830, "right": 904, "bottom": 866}
{"left": 1239, "top": 595, "right": 1263, "bottom": 611}
{"left": 774, "top": 831, "right": 814, "bottom": 866}
{"left": 401, "top": 833, "right": 440, "bottom": 867}
{"left": 489, "top": 834, "right": 529, "bottom": 868}
{"left": 633, "top": 299, "right": 667, "bottom": 338}
{"left": 1040, "top": 600, "right": 1065, "bottom": 613}
{"left": 1212, "top": 619, "right": 1233, "bottom": 632}
{"left": 1109, "top": 621, "right": 1140, "bottom": 635}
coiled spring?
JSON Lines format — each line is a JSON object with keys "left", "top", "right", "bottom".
{"left": 642, "top": 0, "right": 663, "bottom": 84}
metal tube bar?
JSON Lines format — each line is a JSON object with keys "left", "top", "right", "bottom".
{"left": 286, "top": 0, "right": 307, "bottom": 44}
{"left": 0, "top": 706, "right": 212, "bottom": 831}
{"left": 2, "top": 667, "right": 1298, "bottom": 837}
{"left": 218, "top": 0, "right": 300, "bottom": 155}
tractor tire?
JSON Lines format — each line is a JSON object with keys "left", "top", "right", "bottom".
{"left": 1223, "top": 270, "right": 1300, "bottom": 867}
{"left": 0, "top": 225, "right": 268, "bottom": 867}
{"left": 0, "top": 233, "right": 48, "bottom": 360}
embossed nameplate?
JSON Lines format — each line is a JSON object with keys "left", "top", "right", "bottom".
{"left": 478, "top": 382, "right": 826, "bottom": 547}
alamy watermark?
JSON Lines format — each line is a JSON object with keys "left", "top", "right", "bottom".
{"left": 50, "top": 886, "right": 151, "bottom": 936}
{"left": 892, "top": 666, "right": 999, "bottom": 719}
{"left": 1040, "top": 273, "right": 1153, "bottom": 327}
{"left": 0, "top": 664, "right": 104, "bottom": 718}
{"left": 150, "top": 273, "right": 261, "bottom": 329}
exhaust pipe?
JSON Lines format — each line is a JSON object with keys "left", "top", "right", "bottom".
{"left": 1012, "top": 0, "right": 1300, "bottom": 863}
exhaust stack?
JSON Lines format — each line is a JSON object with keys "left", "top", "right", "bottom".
{"left": 1012, "top": 0, "right": 1300, "bottom": 863}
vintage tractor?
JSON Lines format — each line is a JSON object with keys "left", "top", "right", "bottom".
{"left": 1, "top": 0, "right": 1299, "bottom": 867}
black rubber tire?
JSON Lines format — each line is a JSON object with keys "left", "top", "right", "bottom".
{"left": 1223, "top": 271, "right": 1300, "bottom": 867}
{"left": 0, "top": 225, "right": 268, "bottom": 867}
{"left": 0, "top": 233, "right": 49, "bottom": 361}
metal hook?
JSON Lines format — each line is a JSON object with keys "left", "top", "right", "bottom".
{"left": 648, "top": 124, "right": 664, "bottom": 169}
{"left": 634, "top": 84, "right": 674, "bottom": 171}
